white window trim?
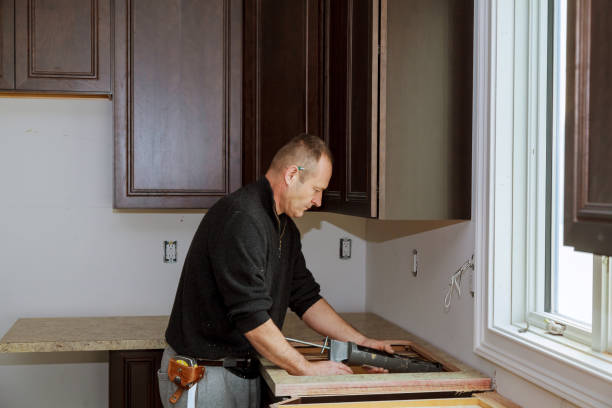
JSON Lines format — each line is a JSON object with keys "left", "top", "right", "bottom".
{"left": 593, "top": 256, "right": 612, "bottom": 353}
{"left": 473, "top": 1, "right": 612, "bottom": 407}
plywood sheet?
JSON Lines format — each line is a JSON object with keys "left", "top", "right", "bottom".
{"left": 274, "top": 394, "right": 518, "bottom": 407}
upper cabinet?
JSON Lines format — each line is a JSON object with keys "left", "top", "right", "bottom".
{"left": 113, "top": 0, "right": 242, "bottom": 208}
{"left": 242, "top": 0, "right": 324, "bottom": 185}
{"left": 0, "top": 0, "right": 14, "bottom": 89}
{"left": 1, "top": 0, "right": 111, "bottom": 93}
{"left": 321, "top": 0, "right": 376, "bottom": 217}
{"left": 244, "top": 0, "right": 473, "bottom": 219}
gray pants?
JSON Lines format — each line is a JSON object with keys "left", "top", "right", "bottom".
{"left": 158, "top": 346, "right": 260, "bottom": 408}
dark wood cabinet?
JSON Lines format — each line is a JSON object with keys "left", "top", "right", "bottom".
{"left": 242, "top": 0, "right": 374, "bottom": 217}
{"left": 109, "top": 349, "right": 163, "bottom": 408}
{"left": 564, "top": 0, "right": 612, "bottom": 256}
{"left": 243, "top": 0, "right": 325, "bottom": 185}
{"left": 0, "top": 0, "right": 111, "bottom": 93}
{"left": 113, "top": 0, "right": 242, "bottom": 208}
{"left": 14, "top": 0, "right": 111, "bottom": 92}
{"left": 321, "top": 0, "right": 376, "bottom": 217}
{"left": 243, "top": 0, "right": 473, "bottom": 219}
{"left": 0, "top": 0, "right": 14, "bottom": 89}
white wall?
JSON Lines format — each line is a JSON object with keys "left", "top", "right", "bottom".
{"left": 296, "top": 213, "right": 367, "bottom": 313}
{"left": 366, "top": 221, "right": 483, "bottom": 369}
{"left": 365, "top": 221, "right": 579, "bottom": 408}
{"left": 0, "top": 98, "right": 366, "bottom": 408}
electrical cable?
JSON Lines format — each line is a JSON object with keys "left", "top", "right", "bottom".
{"left": 444, "top": 255, "right": 474, "bottom": 310}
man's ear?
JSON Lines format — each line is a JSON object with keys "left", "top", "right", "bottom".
{"left": 284, "top": 165, "right": 300, "bottom": 186}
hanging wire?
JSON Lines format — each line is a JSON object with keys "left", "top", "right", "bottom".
{"left": 444, "top": 255, "right": 474, "bottom": 310}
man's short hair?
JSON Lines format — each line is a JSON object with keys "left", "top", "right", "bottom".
{"left": 269, "top": 134, "right": 333, "bottom": 182}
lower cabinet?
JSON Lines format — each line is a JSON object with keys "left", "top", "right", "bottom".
{"left": 109, "top": 349, "right": 164, "bottom": 408}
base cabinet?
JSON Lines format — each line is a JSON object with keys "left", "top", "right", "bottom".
{"left": 109, "top": 349, "right": 163, "bottom": 408}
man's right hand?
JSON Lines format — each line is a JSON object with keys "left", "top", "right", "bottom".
{"left": 245, "top": 319, "right": 354, "bottom": 376}
{"left": 297, "top": 360, "right": 353, "bottom": 376}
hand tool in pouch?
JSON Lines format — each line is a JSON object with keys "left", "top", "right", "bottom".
{"left": 168, "top": 356, "right": 204, "bottom": 408}
{"left": 286, "top": 337, "right": 444, "bottom": 373}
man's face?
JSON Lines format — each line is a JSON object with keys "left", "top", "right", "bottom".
{"left": 284, "top": 156, "right": 332, "bottom": 218}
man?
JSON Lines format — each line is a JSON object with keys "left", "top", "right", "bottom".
{"left": 159, "top": 134, "right": 393, "bottom": 407}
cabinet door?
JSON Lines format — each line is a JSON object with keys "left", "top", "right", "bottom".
{"left": 321, "top": 0, "right": 376, "bottom": 217}
{"left": 243, "top": 0, "right": 324, "bottom": 185}
{"left": 0, "top": 0, "right": 13, "bottom": 89}
{"left": 109, "top": 349, "right": 163, "bottom": 408}
{"left": 14, "top": 0, "right": 111, "bottom": 93}
{"left": 564, "top": 0, "right": 612, "bottom": 256}
{"left": 114, "top": 0, "right": 242, "bottom": 208}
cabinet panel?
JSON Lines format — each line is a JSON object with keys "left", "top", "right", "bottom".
{"left": 0, "top": 0, "right": 13, "bottom": 89}
{"left": 14, "top": 0, "right": 111, "bottom": 92}
{"left": 114, "top": 0, "right": 242, "bottom": 208}
{"left": 243, "top": 0, "right": 324, "bottom": 184}
{"left": 379, "top": 0, "right": 472, "bottom": 220}
{"left": 109, "top": 349, "right": 163, "bottom": 408}
{"left": 322, "top": 0, "right": 374, "bottom": 217}
{"left": 564, "top": 0, "right": 612, "bottom": 256}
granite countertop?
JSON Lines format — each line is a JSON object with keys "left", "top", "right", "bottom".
{"left": 0, "top": 313, "right": 491, "bottom": 397}
{"left": 0, "top": 316, "right": 168, "bottom": 352}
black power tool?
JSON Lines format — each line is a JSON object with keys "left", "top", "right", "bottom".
{"left": 286, "top": 337, "right": 444, "bottom": 373}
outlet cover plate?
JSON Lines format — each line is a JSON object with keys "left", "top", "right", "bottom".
{"left": 164, "top": 241, "right": 177, "bottom": 263}
{"left": 340, "top": 238, "right": 351, "bottom": 259}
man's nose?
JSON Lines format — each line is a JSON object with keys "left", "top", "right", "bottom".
{"left": 312, "top": 194, "right": 322, "bottom": 207}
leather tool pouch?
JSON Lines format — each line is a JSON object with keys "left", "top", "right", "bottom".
{"left": 167, "top": 358, "right": 205, "bottom": 404}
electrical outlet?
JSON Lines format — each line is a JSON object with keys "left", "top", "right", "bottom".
{"left": 164, "top": 241, "right": 177, "bottom": 263}
{"left": 339, "top": 238, "right": 351, "bottom": 259}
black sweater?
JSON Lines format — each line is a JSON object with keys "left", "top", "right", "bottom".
{"left": 165, "top": 177, "right": 322, "bottom": 359}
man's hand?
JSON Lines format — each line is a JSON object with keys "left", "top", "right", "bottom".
{"left": 357, "top": 337, "right": 395, "bottom": 354}
{"left": 354, "top": 338, "right": 395, "bottom": 373}
{"left": 297, "top": 360, "right": 353, "bottom": 376}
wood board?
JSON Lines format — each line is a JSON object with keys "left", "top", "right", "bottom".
{"left": 265, "top": 313, "right": 491, "bottom": 397}
{"left": 272, "top": 391, "right": 520, "bottom": 407}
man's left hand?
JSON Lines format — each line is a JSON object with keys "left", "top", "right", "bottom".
{"left": 357, "top": 337, "right": 395, "bottom": 354}
{"left": 355, "top": 338, "right": 395, "bottom": 373}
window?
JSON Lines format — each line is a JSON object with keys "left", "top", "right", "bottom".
{"left": 473, "top": 0, "right": 612, "bottom": 407}
{"left": 525, "top": 2, "right": 611, "bottom": 349}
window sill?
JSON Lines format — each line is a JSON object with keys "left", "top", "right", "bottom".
{"left": 499, "top": 323, "right": 612, "bottom": 379}
{"left": 474, "top": 322, "right": 612, "bottom": 408}
{"left": 527, "top": 311, "right": 592, "bottom": 346}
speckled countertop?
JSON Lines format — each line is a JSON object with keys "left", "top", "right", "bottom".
{"left": 0, "top": 316, "right": 168, "bottom": 352}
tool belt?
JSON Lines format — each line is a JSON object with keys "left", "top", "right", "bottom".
{"left": 168, "top": 357, "right": 205, "bottom": 404}
{"left": 196, "top": 357, "right": 252, "bottom": 368}
{"left": 197, "top": 357, "right": 258, "bottom": 380}
{"left": 167, "top": 356, "right": 256, "bottom": 404}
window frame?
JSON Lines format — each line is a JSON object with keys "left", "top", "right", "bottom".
{"left": 473, "top": 1, "right": 612, "bottom": 407}
{"left": 527, "top": 0, "right": 594, "bottom": 342}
